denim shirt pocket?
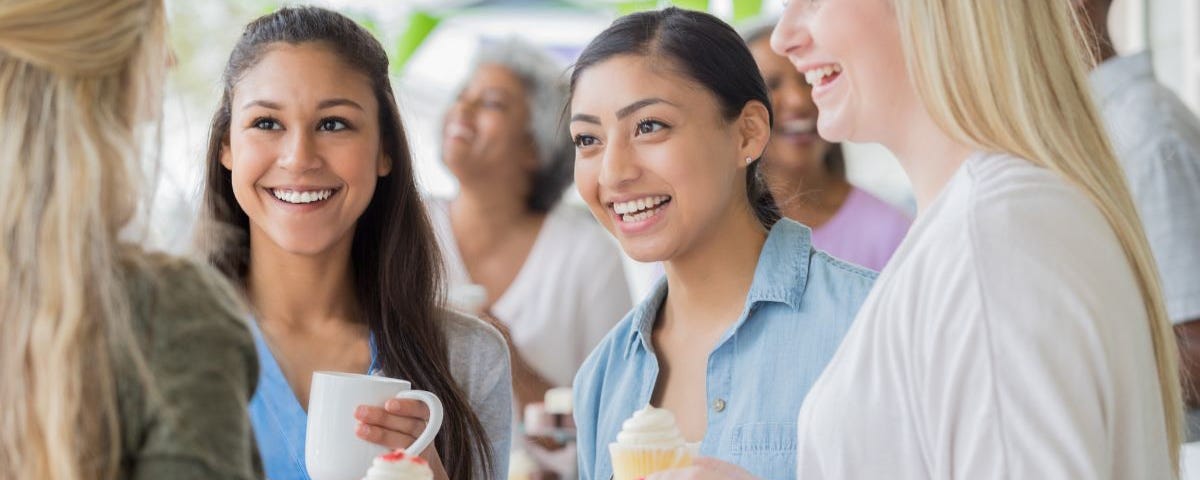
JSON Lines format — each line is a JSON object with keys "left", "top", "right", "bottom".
{"left": 729, "top": 422, "right": 798, "bottom": 479}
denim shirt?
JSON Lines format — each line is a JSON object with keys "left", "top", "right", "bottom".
{"left": 572, "top": 219, "right": 876, "bottom": 480}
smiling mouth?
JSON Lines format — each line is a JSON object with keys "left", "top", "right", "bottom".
{"left": 778, "top": 118, "right": 817, "bottom": 136}
{"left": 804, "top": 64, "right": 843, "bottom": 87}
{"left": 268, "top": 188, "right": 340, "bottom": 205}
{"left": 610, "top": 195, "right": 672, "bottom": 223}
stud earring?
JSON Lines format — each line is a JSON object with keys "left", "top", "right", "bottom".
{"left": 745, "top": 156, "right": 755, "bottom": 165}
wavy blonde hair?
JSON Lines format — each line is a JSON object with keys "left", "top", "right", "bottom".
{"left": 0, "top": 1, "right": 166, "bottom": 479}
{"left": 894, "top": 0, "right": 1182, "bottom": 471}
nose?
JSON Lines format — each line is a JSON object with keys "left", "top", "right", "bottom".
{"left": 598, "top": 140, "right": 641, "bottom": 189}
{"left": 279, "top": 129, "right": 321, "bottom": 173}
{"left": 771, "top": 2, "right": 813, "bottom": 59}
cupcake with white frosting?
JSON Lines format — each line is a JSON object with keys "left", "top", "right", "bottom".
{"left": 608, "top": 405, "right": 692, "bottom": 480}
{"left": 361, "top": 449, "right": 432, "bottom": 480}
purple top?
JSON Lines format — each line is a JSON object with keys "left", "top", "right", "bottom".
{"left": 810, "top": 187, "right": 911, "bottom": 272}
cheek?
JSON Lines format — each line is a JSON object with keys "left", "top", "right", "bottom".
{"left": 227, "top": 141, "right": 272, "bottom": 188}
{"left": 573, "top": 159, "right": 603, "bottom": 207}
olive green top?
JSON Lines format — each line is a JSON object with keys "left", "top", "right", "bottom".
{"left": 115, "top": 254, "right": 262, "bottom": 479}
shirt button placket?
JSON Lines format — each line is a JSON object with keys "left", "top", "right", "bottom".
{"left": 712, "top": 398, "right": 726, "bottom": 413}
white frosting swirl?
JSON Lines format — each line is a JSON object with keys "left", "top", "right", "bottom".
{"left": 614, "top": 405, "right": 686, "bottom": 448}
{"left": 362, "top": 455, "right": 433, "bottom": 480}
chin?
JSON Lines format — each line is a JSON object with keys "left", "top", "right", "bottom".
{"left": 815, "top": 121, "right": 851, "bottom": 143}
{"left": 268, "top": 232, "right": 345, "bottom": 257}
{"left": 617, "top": 238, "right": 673, "bottom": 264}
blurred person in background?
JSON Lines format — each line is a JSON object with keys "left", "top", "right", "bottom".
{"left": 433, "top": 37, "right": 632, "bottom": 413}
{"left": 1074, "top": 0, "right": 1200, "bottom": 439}
{"left": 0, "top": 0, "right": 261, "bottom": 479}
{"left": 742, "top": 21, "right": 909, "bottom": 272}
{"left": 199, "top": 7, "right": 510, "bottom": 480}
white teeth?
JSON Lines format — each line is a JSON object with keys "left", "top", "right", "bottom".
{"left": 781, "top": 118, "right": 817, "bottom": 134}
{"left": 272, "top": 188, "right": 334, "bottom": 204}
{"left": 804, "top": 64, "right": 843, "bottom": 86}
{"left": 612, "top": 195, "right": 670, "bottom": 215}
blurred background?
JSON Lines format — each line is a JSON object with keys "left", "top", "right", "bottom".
{"left": 148, "top": 0, "right": 1200, "bottom": 259}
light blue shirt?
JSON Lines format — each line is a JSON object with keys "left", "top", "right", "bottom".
{"left": 247, "top": 311, "right": 513, "bottom": 480}
{"left": 246, "top": 320, "right": 380, "bottom": 480}
{"left": 572, "top": 219, "right": 876, "bottom": 480}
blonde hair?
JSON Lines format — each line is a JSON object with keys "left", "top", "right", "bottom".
{"left": 894, "top": 0, "right": 1182, "bottom": 471}
{"left": 0, "top": 1, "right": 166, "bottom": 479}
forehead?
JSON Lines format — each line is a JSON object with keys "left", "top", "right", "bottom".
{"left": 466, "top": 64, "right": 526, "bottom": 93}
{"left": 570, "top": 54, "right": 715, "bottom": 117}
{"left": 232, "top": 43, "right": 377, "bottom": 109}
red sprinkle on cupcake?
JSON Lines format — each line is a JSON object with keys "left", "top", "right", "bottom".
{"left": 379, "top": 449, "right": 427, "bottom": 465}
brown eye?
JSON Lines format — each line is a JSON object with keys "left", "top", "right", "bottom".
{"left": 635, "top": 119, "right": 666, "bottom": 136}
{"left": 574, "top": 134, "right": 599, "bottom": 148}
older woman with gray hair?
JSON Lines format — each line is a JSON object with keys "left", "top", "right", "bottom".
{"left": 429, "top": 37, "right": 632, "bottom": 413}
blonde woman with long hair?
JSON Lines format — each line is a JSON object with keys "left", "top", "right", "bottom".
{"left": 648, "top": 0, "right": 1182, "bottom": 479}
{"left": 0, "top": 1, "right": 261, "bottom": 479}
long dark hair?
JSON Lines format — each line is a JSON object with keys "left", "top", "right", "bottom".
{"left": 569, "top": 7, "right": 781, "bottom": 228}
{"left": 198, "top": 7, "right": 492, "bottom": 478}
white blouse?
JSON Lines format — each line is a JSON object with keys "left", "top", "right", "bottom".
{"left": 428, "top": 199, "right": 632, "bottom": 388}
{"left": 794, "top": 152, "right": 1173, "bottom": 478}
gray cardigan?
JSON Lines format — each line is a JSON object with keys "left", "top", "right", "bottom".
{"left": 438, "top": 309, "right": 514, "bottom": 480}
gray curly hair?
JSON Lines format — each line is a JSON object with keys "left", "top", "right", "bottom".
{"left": 470, "top": 37, "right": 574, "bottom": 212}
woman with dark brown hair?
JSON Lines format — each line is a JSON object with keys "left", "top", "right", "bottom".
{"left": 199, "top": 6, "right": 510, "bottom": 480}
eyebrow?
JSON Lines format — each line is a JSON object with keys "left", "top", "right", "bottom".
{"left": 570, "top": 97, "right": 675, "bottom": 125}
{"left": 240, "top": 98, "right": 364, "bottom": 111}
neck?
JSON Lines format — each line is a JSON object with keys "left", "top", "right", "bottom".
{"left": 451, "top": 182, "right": 540, "bottom": 240}
{"left": 661, "top": 205, "right": 767, "bottom": 330}
{"left": 765, "top": 163, "right": 852, "bottom": 227}
{"left": 245, "top": 227, "right": 358, "bottom": 328}
{"left": 1090, "top": 30, "right": 1118, "bottom": 65}
{"left": 1084, "top": 8, "right": 1119, "bottom": 65}
{"left": 884, "top": 110, "right": 974, "bottom": 213}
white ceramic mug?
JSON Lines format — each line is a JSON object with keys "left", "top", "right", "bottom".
{"left": 305, "top": 372, "right": 443, "bottom": 480}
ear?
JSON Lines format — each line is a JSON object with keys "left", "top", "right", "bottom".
{"left": 377, "top": 152, "right": 393, "bottom": 177}
{"left": 219, "top": 141, "right": 233, "bottom": 171}
{"left": 736, "top": 100, "right": 771, "bottom": 165}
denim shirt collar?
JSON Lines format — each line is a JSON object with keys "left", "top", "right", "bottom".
{"left": 622, "top": 219, "right": 814, "bottom": 359}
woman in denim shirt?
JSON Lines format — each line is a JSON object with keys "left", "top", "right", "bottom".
{"left": 567, "top": 8, "right": 875, "bottom": 480}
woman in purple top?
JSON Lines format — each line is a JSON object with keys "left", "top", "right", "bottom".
{"left": 744, "top": 23, "right": 910, "bottom": 271}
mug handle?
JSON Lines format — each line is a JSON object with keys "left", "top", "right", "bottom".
{"left": 394, "top": 390, "right": 443, "bottom": 455}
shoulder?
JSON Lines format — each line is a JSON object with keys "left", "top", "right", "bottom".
{"left": 439, "top": 308, "right": 509, "bottom": 363}
{"left": 124, "top": 252, "right": 251, "bottom": 344}
{"left": 962, "top": 153, "right": 1112, "bottom": 249}
{"left": 958, "top": 152, "right": 1142, "bottom": 314}
{"left": 808, "top": 250, "right": 878, "bottom": 305}
{"left": 848, "top": 187, "right": 912, "bottom": 229}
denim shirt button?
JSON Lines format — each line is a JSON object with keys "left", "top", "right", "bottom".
{"left": 712, "top": 398, "right": 727, "bottom": 412}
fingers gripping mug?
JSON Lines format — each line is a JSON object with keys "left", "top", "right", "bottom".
{"left": 305, "top": 372, "right": 444, "bottom": 480}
